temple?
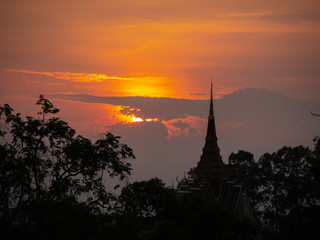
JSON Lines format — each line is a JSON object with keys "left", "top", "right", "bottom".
{"left": 196, "top": 81, "right": 227, "bottom": 198}
{"left": 177, "top": 82, "right": 255, "bottom": 221}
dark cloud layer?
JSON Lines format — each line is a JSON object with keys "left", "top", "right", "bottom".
{"left": 6, "top": 88, "right": 316, "bottom": 185}
{"left": 49, "top": 93, "right": 207, "bottom": 120}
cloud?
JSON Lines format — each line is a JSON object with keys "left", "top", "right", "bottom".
{"left": 46, "top": 93, "right": 211, "bottom": 140}
{"left": 216, "top": 121, "right": 244, "bottom": 136}
{"left": 161, "top": 115, "right": 207, "bottom": 139}
{"left": 226, "top": 11, "right": 320, "bottom": 22}
{"left": 47, "top": 89, "right": 320, "bottom": 147}
{"left": 119, "top": 106, "right": 141, "bottom": 116}
{"left": 4, "top": 69, "right": 136, "bottom": 83}
{"left": 45, "top": 83, "right": 66, "bottom": 86}
{"left": 4, "top": 69, "right": 175, "bottom": 98}
{"left": 260, "top": 12, "right": 320, "bottom": 23}
{"left": 48, "top": 93, "right": 207, "bottom": 120}
{"left": 189, "top": 93, "right": 209, "bottom": 96}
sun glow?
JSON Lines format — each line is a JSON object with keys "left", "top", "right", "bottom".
{"left": 116, "top": 113, "right": 160, "bottom": 123}
{"left": 112, "top": 106, "right": 159, "bottom": 123}
{"left": 130, "top": 115, "right": 159, "bottom": 123}
{"left": 7, "top": 69, "right": 177, "bottom": 98}
{"left": 116, "top": 76, "right": 175, "bottom": 97}
{"left": 146, "top": 118, "right": 159, "bottom": 122}
{"left": 132, "top": 115, "right": 143, "bottom": 122}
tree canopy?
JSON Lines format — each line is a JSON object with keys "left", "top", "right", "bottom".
{"left": 114, "top": 178, "right": 258, "bottom": 240}
{"left": 118, "top": 177, "right": 177, "bottom": 219}
{"left": 227, "top": 137, "right": 320, "bottom": 240}
{"left": 0, "top": 95, "right": 134, "bottom": 233}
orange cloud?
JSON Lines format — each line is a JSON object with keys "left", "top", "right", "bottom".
{"left": 4, "top": 69, "right": 135, "bottom": 82}
{"left": 4, "top": 69, "right": 176, "bottom": 98}
{"left": 110, "top": 105, "right": 159, "bottom": 124}
{"left": 216, "top": 121, "right": 244, "bottom": 136}
{"left": 162, "top": 115, "right": 207, "bottom": 139}
{"left": 45, "top": 83, "right": 66, "bottom": 86}
{"left": 162, "top": 115, "right": 244, "bottom": 140}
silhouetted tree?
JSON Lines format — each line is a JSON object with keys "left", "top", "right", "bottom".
{"left": 229, "top": 139, "right": 320, "bottom": 240}
{"left": 0, "top": 95, "right": 134, "bottom": 238}
{"left": 118, "top": 178, "right": 176, "bottom": 219}
{"left": 115, "top": 178, "right": 258, "bottom": 240}
{"left": 312, "top": 136, "right": 320, "bottom": 183}
{"left": 227, "top": 151, "right": 262, "bottom": 218}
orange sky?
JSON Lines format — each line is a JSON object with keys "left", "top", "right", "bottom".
{"left": 1, "top": 0, "right": 320, "bottom": 102}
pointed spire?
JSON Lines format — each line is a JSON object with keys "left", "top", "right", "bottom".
{"left": 197, "top": 80, "right": 227, "bottom": 197}
{"left": 209, "top": 80, "right": 214, "bottom": 116}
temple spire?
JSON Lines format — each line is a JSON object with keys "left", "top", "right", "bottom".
{"left": 196, "top": 81, "right": 226, "bottom": 197}
{"left": 209, "top": 80, "right": 214, "bottom": 116}
{"left": 205, "top": 80, "right": 217, "bottom": 139}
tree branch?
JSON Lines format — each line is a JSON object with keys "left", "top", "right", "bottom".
{"left": 310, "top": 111, "right": 320, "bottom": 117}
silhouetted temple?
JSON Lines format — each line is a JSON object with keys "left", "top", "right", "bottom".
{"left": 177, "top": 82, "right": 255, "bottom": 221}
{"left": 196, "top": 81, "right": 227, "bottom": 197}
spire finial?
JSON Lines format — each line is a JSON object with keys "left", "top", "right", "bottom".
{"left": 209, "top": 80, "right": 214, "bottom": 116}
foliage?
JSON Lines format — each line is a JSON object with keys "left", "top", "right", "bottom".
{"left": 227, "top": 150, "right": 261, "bottom": 214}
{"left": 114, "top": 178, "right": 258, "bottom": 240}
{"left": 228, "top": 138, "right": 320, "bottom": 240}
{"left": 118, "top": 178, "right": 177, "bottom": 219}
{"left": 312, "top": 136, "right": 320, "bottom": 183}
{"left": 0, "top": 95, "right": 134, "bottom": 232}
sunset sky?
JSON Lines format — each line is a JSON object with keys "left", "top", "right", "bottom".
{"left": 1, "top": 0, "right": 320, "bottom": 184}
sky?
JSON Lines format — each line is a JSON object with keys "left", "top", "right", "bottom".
{"left": 1, "top": 0, "right": 320, "bottom": 185}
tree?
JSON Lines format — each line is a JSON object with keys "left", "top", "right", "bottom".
{"left": 311, "top": 136, "right": 320, "bottom": 183}
{"left": 228, "top": 150, "right": 256, "bottom": 183}
{"left": 118, "top": 178, "right": 176, "bottom": 219}
{"left": 255, "top": 146, "right": 318, "bottom": 238}
{"left": 227, "top": 150, "right": 262, "bottom": 217}
{"left": 0, "top": 95, "right": 135, "bottom": 231}
{"left": 228, "top": 141, "right": 320, "bottom": 240}
{"left": 115, "top": 178, "right": 258, "bottom": 240}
